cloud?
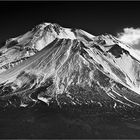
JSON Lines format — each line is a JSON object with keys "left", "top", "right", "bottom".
{"left": 117, "top": 27, "right": 140, "bottom": 46}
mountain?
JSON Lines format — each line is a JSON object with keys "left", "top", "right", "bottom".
{"left": 0, "top": 22, "right": 140, "bottom": 110}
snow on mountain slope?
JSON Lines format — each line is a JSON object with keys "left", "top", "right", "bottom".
{"left": 0, "top": 22, "right": 140, "bottom": 109}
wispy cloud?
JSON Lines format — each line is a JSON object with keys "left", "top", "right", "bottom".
{"left": 117, "top": 27, "right": 140, "bottom": 47}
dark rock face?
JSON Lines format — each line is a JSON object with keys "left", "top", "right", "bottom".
{"left": 0, "top": 22, "right": 140, "bottom": 112}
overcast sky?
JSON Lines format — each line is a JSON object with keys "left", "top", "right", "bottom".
{"left": 0, "top": 1, "right": 140, "bottom": 47}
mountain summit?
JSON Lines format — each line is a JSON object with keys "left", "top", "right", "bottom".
{"left": 0, "top": 22, "right": 140, "bottom": 109}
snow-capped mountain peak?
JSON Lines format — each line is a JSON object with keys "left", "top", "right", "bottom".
{"left": 0, "top": 22, "right": 140, "bottom": 109}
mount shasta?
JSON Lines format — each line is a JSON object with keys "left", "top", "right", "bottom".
{"left": 0, "top": 22, "right": 140, "bottom": 110}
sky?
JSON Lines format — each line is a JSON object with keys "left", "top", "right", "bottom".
{"left": 0, "top": 2, "right": 140, "bottom": 48}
